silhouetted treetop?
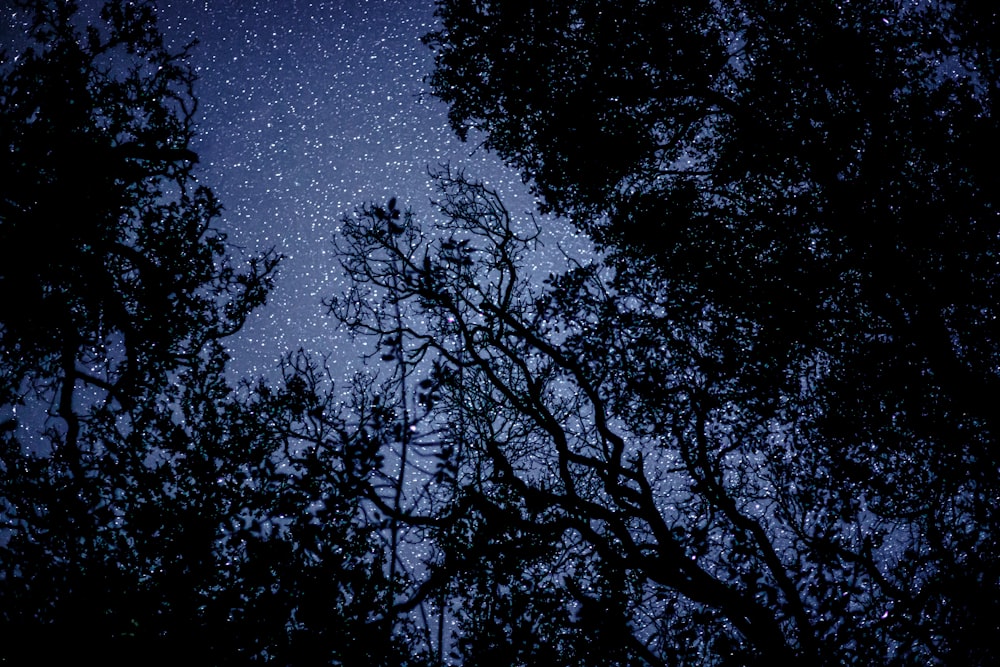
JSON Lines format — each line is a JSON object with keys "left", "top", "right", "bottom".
{"left": 425, "top": 0, "right": 1000, "bottom": 494}
{"left": 0, "top": 0, "right": 278, "bottom": 409}
{"left": 426, "top": 1, "right": 994, "bottom": 222}
{"left": 425, "top": 0, "right": 997, "bottom": 346}
{"left": 0, "top": 3, "right": 433, "bottom": 664}
{"left": 421, "top": 2, "right": 1000, "bottom": 663}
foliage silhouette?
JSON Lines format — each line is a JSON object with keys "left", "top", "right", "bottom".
{"left": 3, "top": 0, "right": 997, "bottom": 664}
{"left": 333, "top": 155, "right": 998, "bottom": 663}
{"left": 0, "top": 3, "right": 428, "bottom": 664}
{"left": 415, "top": 1, "right": 1000, "bottom": 663}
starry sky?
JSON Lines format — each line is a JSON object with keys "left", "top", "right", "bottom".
{"left": 1, "top": 0, "right": 587, "bottom": 385}
{"left": 142, "top": 0, "right": 576, "bottom": 598}
{"left": 144, "top": 0, "right": 543, "bottom": 381}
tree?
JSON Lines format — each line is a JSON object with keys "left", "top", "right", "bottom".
{"left": 332, "top": 155, "right": 997, "bottom": 663}
{"left": 0, "top": 3, "right": 429, "bottom": 664}
{"left": 424, "top": 0, "right": 1000, "bottom": 473}
{"left": 409, "top": 1, "right": 999, "bottom": 662}
{"left": 0, "top": 0, "right": 263, "bottom": 406}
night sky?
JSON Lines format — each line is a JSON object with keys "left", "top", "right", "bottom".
{"left": 141, "top": 0, "right": 540, "bottom": 381}
{"left": 2, "top": 0, "right": 587, "bottom": 437}
{"left": 4, "top": 3, "right": 992, "bottom": 660}
{"left": 144, "top": 0, "right": 572, "bottom": 600}
{"left": 0, "top": 0, "right": 552, "bottom": 380}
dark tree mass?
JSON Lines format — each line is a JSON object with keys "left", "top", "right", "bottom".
{"left": 1, "top": 0, "right": 997, "bottom": 665}
{"left": 0, "top": 2, "right": 416, "bottom": 664}
{"left": 421, "top": 1, "right": 999, "bottom": 661}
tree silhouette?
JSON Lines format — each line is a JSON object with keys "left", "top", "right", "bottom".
{"left": 0, "top": 0, "right": 280, "bottom": 413}
{"left": 424, "top": 0, "right": 1000, "bottom": 460}
{"left": 332, "top": 151, "right": 997, "bottom": 663}
{"left": 0, "top": 3, "right": 429, "bottom": 664}
{"left": 414, "top": 2, "right": 1000, "bottom": 663}
{"left": 4, "top": 0, "right": 997, "bottom": 663}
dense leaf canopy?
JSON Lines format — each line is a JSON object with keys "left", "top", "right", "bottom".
{"left": 396, "top": 0, "right": 1000, "bottom": 662}
{"left": 0, "top": 3, "right": 424, "bottom": 664}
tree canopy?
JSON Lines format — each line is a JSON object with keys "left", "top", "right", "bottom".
{"left": 0, "top": 3, "right": 425, "bottom": 664}
{"left": 424, "top": 0, "right": 1000, "bottom": 457}
{"left": 2, "top": 0, "right": 998, "bottom": 664}
{"left": 352, "top": 0, "right": 998, "bottom": 662}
